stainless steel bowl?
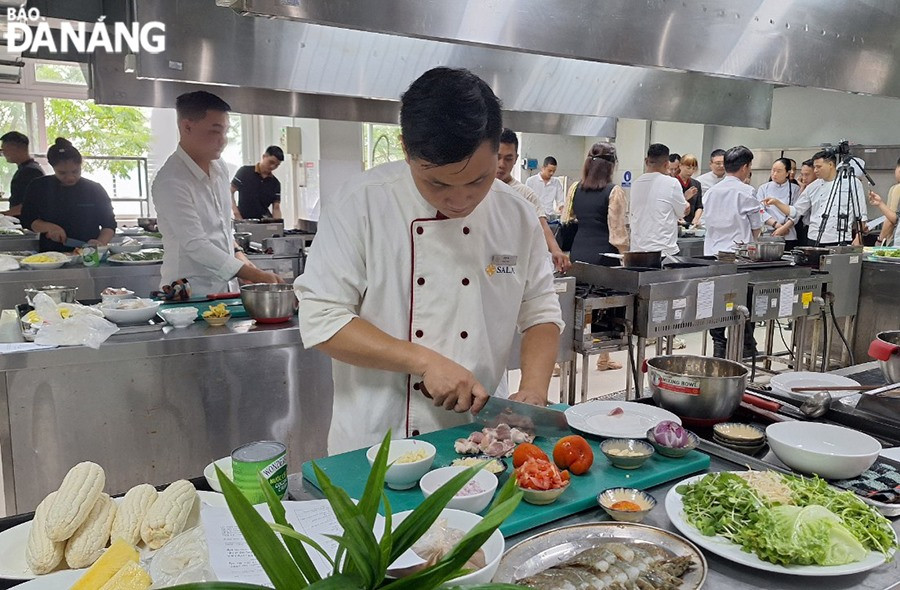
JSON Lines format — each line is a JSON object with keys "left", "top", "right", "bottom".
{"left": 24, "top": 285, "right": 78, "bottom": 305}
{"left": 873, "top": 331, "right": 900, "bottom": 382}
{"left": 746, "top": 240, "right": 785, "bottom": 261}
{"left": 647, "top": 355, "right": 749, "bottom": 426}
{"left": 240, "top": 283, "right": 297, "bottom": 323}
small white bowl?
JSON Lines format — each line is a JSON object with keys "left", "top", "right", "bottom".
{"left": 766, "top": 422, "right": 881, "bottom": 480}
{"left": 366, "top": 439, "right": 435, "bottom": 490}
{"left": 390, "top": 508, "right": 503, "bottom": 586}
{"left": 158, "top": 306, "right": 199, "bottom": 328}
{"left": 99, "top": 298, "right": 161, "bottom": 324}
{"left": 419, "top": 466, "right": 498, "bottom": 514}
{"left": 204, "top": 457, "right": 233, "bottom": 493}
{"left": 100, "top": 288, "right": 135, "bottom": 304}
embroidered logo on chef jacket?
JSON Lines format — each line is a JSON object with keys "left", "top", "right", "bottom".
{"left": 486, "top": 255, "right": 517, "bottom": 277}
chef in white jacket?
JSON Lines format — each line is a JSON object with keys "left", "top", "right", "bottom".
{"left": 295, "top": 68, "right": 564, "bottom": 455}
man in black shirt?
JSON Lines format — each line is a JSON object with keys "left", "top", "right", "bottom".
{"left": 0, "top": 131, "right": 45, "bottom": 217}
{"left": 231, "top": 145, "right": 284, "bottom": 220}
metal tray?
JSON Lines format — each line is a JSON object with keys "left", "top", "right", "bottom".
{"left": 492, "top": 522, "right": 707, "bottom": 587}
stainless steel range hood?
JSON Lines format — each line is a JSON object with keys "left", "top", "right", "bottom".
{"left": 119, "top": 0, "right": 774, "bottom": 130}
{"left": 223, "top": 0, "right": 900, "bottom": 100}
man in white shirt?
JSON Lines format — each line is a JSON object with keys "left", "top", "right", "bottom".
{"left": 497, "top": 129, "right": 570, "bottom": 272}
{"left": 628, "top": 143, "right": 689, "bottom": 256}
{"left": 695, "top": 149, "right": 726, "bottom": 195}
{"left": 703, "top": 145, "right": 762, "bottom": 358}
{"left": 153, "top": 91, "right": 282, "bottom": 296}
{"left": 295, "top": 68, "right": 563, "bottom": 454}
{"left": 525, "top": 156, "right": 564, "bottom": 218}
{"left": 764, "top": 150, "right": 868, "bottom": 246}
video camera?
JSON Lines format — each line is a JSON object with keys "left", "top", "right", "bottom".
{"left": 822, "top": 139, "right": 852, "bottom": 160}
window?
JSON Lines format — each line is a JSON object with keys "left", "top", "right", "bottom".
{"left": 34, "top": 62, "right": 88, "bottom": 86}
{"left": 220, "top": 113, "right": 244, "bottom": 174}
{"left": 363, "top": 123, "right": 404, "bottom": 170}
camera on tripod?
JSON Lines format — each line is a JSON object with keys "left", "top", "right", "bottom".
{"left": 823, "top": 139, "right": 852, "bottom": 161}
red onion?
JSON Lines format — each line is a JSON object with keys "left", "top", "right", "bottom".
{"left": 651, "top": 421, "right": 690, "bottom": 448}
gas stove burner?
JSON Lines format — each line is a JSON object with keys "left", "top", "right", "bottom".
{"left": 574, "top": 284, "right": 630, "bottom": 298}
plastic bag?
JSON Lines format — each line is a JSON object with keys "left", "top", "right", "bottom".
{"left": 31, "top": 292, "right": 118, "bottom": 348}
{"left": 0, "top": 255, "right": 18, "bottom": 271}
{"left": 148, "top": 526, "right": 215, "bottom": 587}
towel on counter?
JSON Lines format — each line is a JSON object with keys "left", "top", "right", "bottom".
{"left": 835, "top": 459, "right": 900, "bottom": 504}
{"left": 152, "top": 278, "right": 192, "bottom": 301}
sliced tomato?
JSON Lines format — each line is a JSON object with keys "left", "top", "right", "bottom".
{"left": 515, "top": 457, "right": 570, "bottom": 491}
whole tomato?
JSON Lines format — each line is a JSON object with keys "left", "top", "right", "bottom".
{"left": 553, "top": 435, "right": 594, "bottom": 475}
{"left": 512, "top": 442, "right": 548, "bottom": 468}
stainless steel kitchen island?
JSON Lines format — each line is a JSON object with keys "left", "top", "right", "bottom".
{"left": 0, "top": 317, "right": 333, "bottom": 515}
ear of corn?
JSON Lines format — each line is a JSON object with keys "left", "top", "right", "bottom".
{"left": 110, "top": 484, "right": 158, "bottom": 545}
{"left": 98, "top": 561, "right": 152, "bottom": 590}
{"left": 140, "top": 479, "right": 197, "bottom": 550}
{"left": 25, "top": 491, "right": 65, "bottom": 575}
{"left": 70, "top": 538, "right": 140, "bottom": 590}
{"left": 45, "top": 462, "right": 106, "bottom": 542}
{"left": 64, "top": 494, "right": 116, "bottom": 569}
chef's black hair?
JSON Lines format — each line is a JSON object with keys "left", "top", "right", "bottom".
{"left": 499, "top": 128, "right": 518, "bottom": 150}
{"left": 400, "top": 67, "right": 502, "bottom": 167}
{"left": 668, "top": 153, "right": 681, "bottom": 163}
{"left": 0, "top": 131, "right": 28, "bottom": 146}
{"left": 47, "top": 137, "right": 81, "bottom": 167}
{"left": 710, "top": 149, "right": 726, "bottom": 160}
{"left": 813, "top": 150, "right": 837, "bottom": 166}
{"left": 773, "top": 157, "right": 793, "bottom": 172}
{"left": 802, "top": 159, "right": 814, "bottom": 168}
{"left": 646, "top": 143, "right": 670, "bottom": 165}
{"left": 175, "top": 90, "right": 231, "bottom": 121}
{"left": 265, "top": 146, "right": 284, "bottom": 161}
{"left": 724, "top": 145, "right": 753, "bottom": 173}
{"left": 543, "top": 156, "right": 557, "bottom": 167}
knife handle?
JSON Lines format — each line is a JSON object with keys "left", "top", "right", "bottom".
{"left": 742, "top": 393, "right": 781, "bottom": 412}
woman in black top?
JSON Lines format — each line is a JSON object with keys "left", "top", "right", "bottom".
{"left": 568, "top": 142, "right": 628, "bottom": 371}
{"left": 20, "top": 138, "right": 116, "bottom": 252}
{"left": 676, "top": 154, "right": 703, "bottom": 227}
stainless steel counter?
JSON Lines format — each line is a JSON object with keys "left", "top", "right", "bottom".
{"left": 0, "top": 235, "right": 39, "bottom": 252}
{"left": 676, "top": 237, "right": 705, "bottom": 258}
{"left": 0, "top": 263, "right": 163, "bottom": 306}
{"left": 854, "top": 260, "right": 900, "bottom": 362}
{"left": 0, "top": 318, "right": 334, "bottom": 514}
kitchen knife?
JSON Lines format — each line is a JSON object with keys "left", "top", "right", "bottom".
{"left": 473, "top": 396, "right": 571, "bottom": 439}
{"left": 64, "top": 238, "right": 86, "bottom": 248}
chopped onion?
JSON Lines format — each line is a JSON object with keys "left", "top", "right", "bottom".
{"left": 651, "top": 421, "right": 690, "bottom": 448}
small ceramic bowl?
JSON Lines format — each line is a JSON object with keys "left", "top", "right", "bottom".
{"left": 646, "top": 427, "right": 699, "bottom": 458}
{"left": 600, "top": 439, "right": 654, "bottom": 470}
{"left": 597, "top": 487, "right": 657, "bottom": 523}
{"left": 713, "top": 423, "right": 766, "bottom": 444}
{"left": 448, "top": 456, "right": 510, "bottom": 487}
{"left": 419, "top": 466, "right": 498, "bottom": 513}
{"left": 159, "top": 307, "right": 199, "bottom": 328}
{"left": 203, "top": 314, "right": 230, "bottom": 327}
{"left": 517, "top": 481, "right": 569, "bottom": 505}
{"left": 366, "top": 439, "right": 436, "bottom": 490}
{"left": 204, "top": 457, "right": 233, "bottom": 492}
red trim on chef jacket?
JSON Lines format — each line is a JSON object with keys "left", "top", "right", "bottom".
{"left": 406, "top": 213, "right": 446, "bottom": 438}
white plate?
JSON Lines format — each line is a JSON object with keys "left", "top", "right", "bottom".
{"left": 0, "top": 490, "right": 223, "bottom": 580}
{"left": 20, "top": 261, "right": 66, "bottom": 270}
{"left": 565, "top": 400, "right": 681, "bottom": 438}
{"left": 769, "top": 372, "right": 860, "bottom": 401}
{"left": 665, "top": 472, "right": 897, "bottom": 576}
{"left": 12, "top": 570, "right": 81, "bottom": 588}
{"left": 107, "top": 257, "right": 162, "bottom": 266}
{"left": 881, "top": 447, "right": 900, "bottom": 462}
{"left": 119, "top": 227, "right": 144, "bottom": 236}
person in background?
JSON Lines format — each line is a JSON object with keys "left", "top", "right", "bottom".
{"left": 667, "top": 153, "right": 681, "bottom": 177}
{"left": 20, "top": 138, "right": 115, "bottom": 253}
{"left": 567, "top": 142, "right": 627, "bottom": 371}
{"left": 695, "top": 149, "right": 727, "bottom": 194}
{"left": 677, "top": 153, "right": 703, "bottom": 227}
{"left": 798, "top": 159, "right": 818, "bottom": 193}
{"left": 231, "top": 145, "right": 284, "bottom": 220}
{"left": 756, "top": 158, "right": 800, "bottom": 250}
{"left": 629, "top": 143, "right": 689, "bottom": 256}
{"left": 153, "top": 91, "right": 282, "bottom": 296}
{"left": 869, "top": 157, "right": 900, "bottom": 246}
{"left": 525, "top": 156, "right": 564, "bottom": 219}
{"left": 702, "top": 146, "right": 762, "bottom": 359}
{"left": 787, "top": 158, "right": 799, "bottom": 184}
{"left": 0, "top": 131, "right": 44, "bottom": 217}
{"left": 497, "top": 129, "right": 571, "bottom": 272}
{"left": 295, "top": 67, "right": 563, "bottom": 453}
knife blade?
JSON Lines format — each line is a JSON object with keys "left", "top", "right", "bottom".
{"left": 64, "top": 238, "right": 86, "bottom": 248}
{"left": 473, "top": 396, "right": 571, "bottom": 439}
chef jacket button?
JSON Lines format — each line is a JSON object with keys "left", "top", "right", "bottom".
{"left": 415, "top": 329, "right": 424, "bottom": 338}
{"left": 411, "top": 429, "right": 420, "bottom": 436}
{"left": 416, "top": 226, "right": 424, "bottom": 235}
{"left": 413, "top": 382, "right": 421, "bottom": 391}
{"left": 460, "top": 331, "right": 468, "bottom": 339}
{"left": 462, "top": 226, "right": 470, "bottom": 235}
{"left": 417, "top": 277, "right": 425, "bottom": 286}
{"left": 461, "top": 277, "right": 470, "bottom": 286}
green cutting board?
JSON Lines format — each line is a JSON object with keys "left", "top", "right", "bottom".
{"left": 301, "top": 421, "right": 709, "bottom": 537}
{"left": 157, "top": 298, "right": 250, "bottom": 319}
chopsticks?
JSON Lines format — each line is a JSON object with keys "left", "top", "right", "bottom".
{"left": 790, "top": 385, "right": 879, "bottom": 392}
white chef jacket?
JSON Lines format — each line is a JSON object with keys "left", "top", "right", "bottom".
{"left": 152, "top": 146, "right": 243, "bottom": 296}
{"left": 628, "top": 172, "right": 688, "bottom": 256}
{"left": 525, "top": 174, "right": 564, "bottom": 217}
{"left": 295, "top": 161, "right": 564, "bottom": 455}
{"left": 696, "top": 171, "right": 725, "bottom": 195}
{"left": 507, "top": 178, "right": 547, "bottom": 219}
{"left": 789, "top": 177, "right": 867, "bottom": 244}
{"left": 702, "top": 176, "right": 763, "bottom": 255}
{"left": 756, "top": 180, "right": 799, "bottom": 241}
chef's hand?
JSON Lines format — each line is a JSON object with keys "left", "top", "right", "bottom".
{"left": 509, "top": 388, "right": 549, "bottom": 407}
{"left": 237, "top": 265, "right": 284, "bottom": 285}
{"left": 772, "top": 223, "right": 791, "bottom": 237}
{"left": 44, "top": 224, "right": 67, "bottom": 244}
{"left": 762, "top": 197, "right": 782, "bottom": 207}
{"left": 869, "top": 190, "right": 883, "bottom": 207}
{"left": 685, "top": 186, "right": 698, "bottom": 200}
{"left": 552, "top": 250, "right": 571, "bottom": 273}
{"left": 420, "top": 355, "right": 489, "bottom": 414}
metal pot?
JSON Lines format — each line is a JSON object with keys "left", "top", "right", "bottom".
{"left": 869, "top": 331, "right": 900, "bottom": 383}
{"left": 24, "top": 285, "right": 78, "bottom": 305}
{"left": 240, "top": 283, "right": 297, "bottom": 324}
{"left": 646, "top": 355, "right": 749, "bottom": 426}
{"left": 792, "top": 247, "right": 830, "bottom": 269}
{"left": 234, "top": 232, "right": 253, "bottom": 252}
{"left": 622, "top": 251, "right": 663, "bottom": 269}
{"left": 745, "top": 241, "right": 785, "bottom": 261}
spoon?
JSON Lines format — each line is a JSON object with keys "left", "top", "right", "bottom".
{"left": 799, "top": 390, "right": 831, "bottom": 418}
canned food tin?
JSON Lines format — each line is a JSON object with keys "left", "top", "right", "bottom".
{"left": 81, "top": 246, "right": 100, "bottom": 267}
{"left": 231, "top": 441, "right": 288, "bottom": 504}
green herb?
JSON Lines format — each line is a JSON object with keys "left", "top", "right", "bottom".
{"left": 166, "top": 430, "right": 522, "bottom": 589}
{"left": 678, "top": 471, "right": 897, "bottom": 567}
